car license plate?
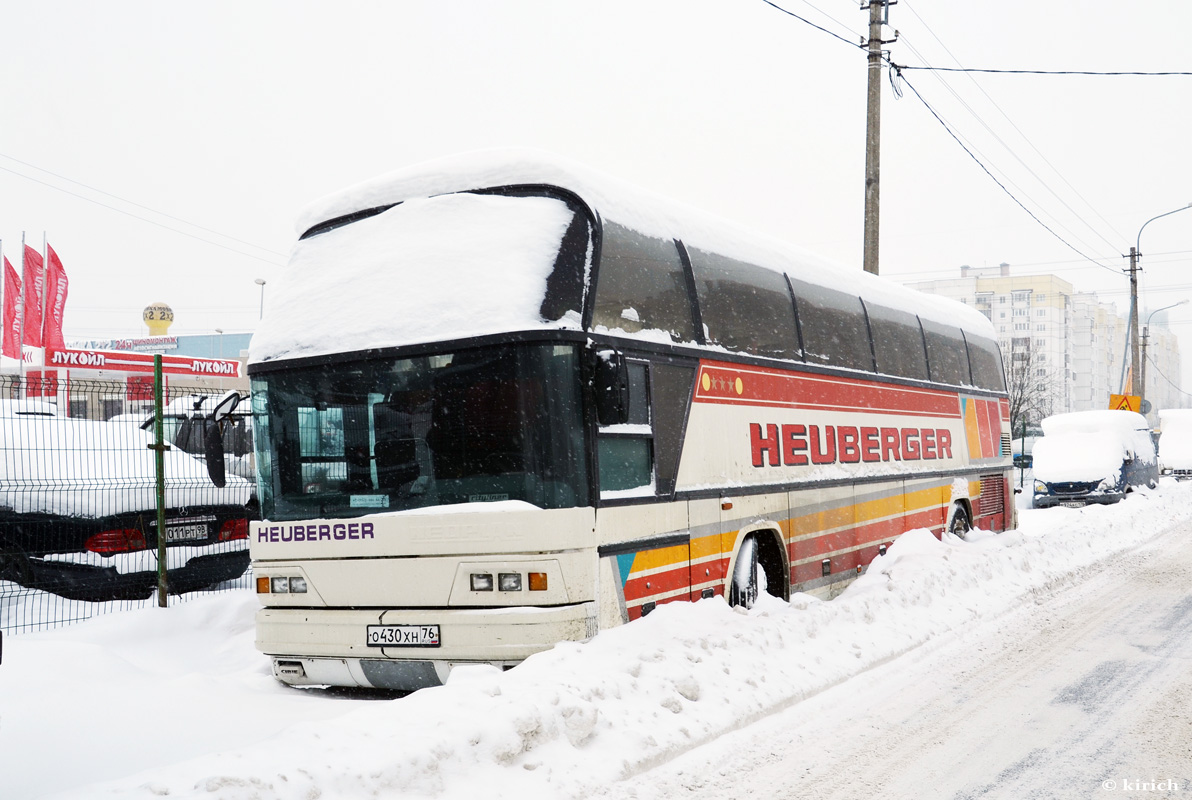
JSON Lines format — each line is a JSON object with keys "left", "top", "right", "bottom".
{"left": 1060, "top": 501, "right": 1084, "bottom": 509}
{"left": 366, "top": 624, "right": 441, "bottom": 648}
{"left": 166, "top": 523, "right": 209, "bottom": 542}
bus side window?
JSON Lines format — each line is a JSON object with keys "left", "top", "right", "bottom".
{"left": 787, "top": 277, "right": 874, "bottom": 372}
{"left": 598, "top": 361, "right": 654, "bottom": 495}
{"left": 590, "top": 221, "right": 696, "bottom": 343}
{"left": 865, "top": 301, "right": 930, "bottom": 381}
{"left": 921, "top": 319, "right": 973, "bottom": 386}
{"left": 965, "top": 332, "right": 1007, "bottom": 392}
{"left": 687, "top": 247, "right": 800, "bottom": 360}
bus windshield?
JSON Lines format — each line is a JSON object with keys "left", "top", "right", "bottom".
{"left": 251, "top": 343, "right": 588, "bottom": 520}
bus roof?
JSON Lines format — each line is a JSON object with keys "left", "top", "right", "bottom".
{"left": 255, "top": 149, "right": 994, "bottom": 366}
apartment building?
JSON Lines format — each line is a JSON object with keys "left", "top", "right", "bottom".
{"left": 905, "top": 264, "right": 1182, "bottom": 421}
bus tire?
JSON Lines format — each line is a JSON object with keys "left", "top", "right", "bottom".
{"left": 729, "top": 534, "right": 759, "bottom": 609}
{"left": 948, "top": 503, "right": 971, "bottom": 540}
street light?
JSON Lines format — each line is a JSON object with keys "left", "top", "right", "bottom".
{"left": 1141, "top": 299, "right": 1188, "bottom": 413}
{"left": 215, "top": 328, "right": 225, "bottom": 389}
{"left": 254, "top": 278, "right": 266, "bottom": 320}
{"left": 1127, "top": 202, "right": 1192, "bottom": 396}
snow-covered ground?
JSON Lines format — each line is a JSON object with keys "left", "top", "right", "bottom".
{"left": 4, "top": 478, "right": 1190, "bottom": 800}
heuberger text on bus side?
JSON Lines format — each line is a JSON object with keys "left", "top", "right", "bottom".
{"left": 244, "top": 150, "right": 1014, "bottom": 692}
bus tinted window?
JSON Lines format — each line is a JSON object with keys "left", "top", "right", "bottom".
{"left": 591, "top": 222, "right": 696, "bottom": 342}
{"left": 865, "top": 302, "right": 929, "bottom": 381}
{"left": 252, "top": 344, "right": 589, "bottom": 520}
{"left": 688, "top": 247, "right": 800, "bottom": 360}
{"left": 966, "top": 333, "right": 1006, "bottom": 391}
{"left": 538, "top": 207, "right": 591, "bottom": 324}
{"left": 920, "top": 319, "right": 973, "bottom": 386}
{"left": 788, "top": 277, "right": 873, "bottom": 372}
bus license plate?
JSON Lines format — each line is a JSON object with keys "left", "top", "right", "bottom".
{"left": 166, "top": 523, "right": 209, "bottom": 542}
{"left": 366, "top": 624, "right": 441, "bottom": 648}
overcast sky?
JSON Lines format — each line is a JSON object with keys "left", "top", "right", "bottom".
{"left": 2, "top": 0, "right": 1190, "bottom": 379}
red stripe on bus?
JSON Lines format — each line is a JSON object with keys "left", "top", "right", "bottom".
{"left": 623, "top": 566, "right": 693, "bottom": 606}
{"left": 788, "top": 506, "right": 944, "bottom": 564}
{"left": 694, "top": 360, "right": 961, "bottom": 418}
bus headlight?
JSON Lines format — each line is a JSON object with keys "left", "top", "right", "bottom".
{"left": 258, "top": 576, "right": 308, "bottom": 593}
{"left": 498, "top": 573, "right": 522, "bottom": 592}
{"left": 470, "top": 573, "right": 494, "bottom": 591}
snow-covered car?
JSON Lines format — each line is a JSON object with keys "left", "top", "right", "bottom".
{"left": 1158, "top": 409, "right": 1192, "bottom": 479}
{"left": 0, "top": 404, "right": 255, "bottom": 601}
{"left": 1031, "top": 410, "right": 1158, "bottom": 508}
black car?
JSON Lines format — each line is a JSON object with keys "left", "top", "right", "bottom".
{"left": 0, "top": 404, "right": 254, "bottom": 601}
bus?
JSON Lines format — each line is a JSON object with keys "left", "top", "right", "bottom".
{"left": 246, "top": 150, "right": 1014, "bottom": 691}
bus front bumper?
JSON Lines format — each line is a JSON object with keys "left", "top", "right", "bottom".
{"left": 256, "top": 602, "right": 598, "bottom": 691}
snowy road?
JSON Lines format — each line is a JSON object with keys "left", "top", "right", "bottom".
{"left": 621, "top": 519, "right": 1192, "bottom": 800}
{"left": 11, "top": 486, "right": 1192, "bottom": 800}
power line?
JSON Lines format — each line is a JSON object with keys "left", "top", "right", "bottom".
{"left": 1145, "top": 353, "right": 1190, "bottom": 397}
{"left": 760, "top": 0, "right": 1129, "bottom": 278}
{"left": 895, "top": 66, "right": 1192, "bottom": 76}
{"left": 891, "top": 69, "right": 1121, "bottom": 275}
{"left": 898, "top": 1, "right": 1128, "bottom": 249}
{"left": 759, "top": 0, "right": 866, "bottom": 51}
{"left": 791, "top": 0, "right": 864, "bottom": 44}
{"left": 0, "top": 155, "right": 286, "bottom": 265}
{"left": 894, "top": 37, "right": 1121, "bottom": 259}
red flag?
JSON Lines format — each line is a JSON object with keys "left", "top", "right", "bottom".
{"left": 22, "top": 244, "right": 43, "bottom": 348}
{"left": 44, "top": 244, "right": 69, "bottom": 350}
{"left": 2, "top": 256, "right": 20, "bottom": 359}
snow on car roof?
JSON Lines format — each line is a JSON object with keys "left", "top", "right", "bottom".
{"left": 0, "top": 399, "right": 58, "bottom": 417}
{"left": 253, "top": 149, "right": 992, "bottom": 364}
{"left": 1041, "top": 409, "right": 1149, "bottom": 435}
{"left": 0, "top": 414, "right": 252, "bottom": 517}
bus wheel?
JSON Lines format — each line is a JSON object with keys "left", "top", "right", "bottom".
{"left": 948, "top": 504, "right": 971, "bottom": 540}
{"left": 729, "top": 534, "right": 760, "bottom": 609}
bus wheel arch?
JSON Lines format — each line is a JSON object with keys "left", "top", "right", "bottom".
{"left": 727, "top": 526, "right": 789, "bottom": 608}
{"left": 946, "top": 500, "right": 973, "bottom": 540}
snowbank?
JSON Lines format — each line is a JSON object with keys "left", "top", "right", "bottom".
{"left": 9, "top": 481, "right": 1191, "bottom": 799}
{"left": 1158, "top": 408, "right": 1192, "bottom": 470}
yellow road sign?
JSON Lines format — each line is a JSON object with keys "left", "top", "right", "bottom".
{"left": 1110, "top": 394, "right": 1140, "bottom": 412}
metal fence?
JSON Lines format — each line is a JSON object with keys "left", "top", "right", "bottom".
{"left": 0, "top": 374, "right": 257, "bottom": 634}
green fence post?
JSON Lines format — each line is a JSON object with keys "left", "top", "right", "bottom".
{"left": 153, "top": 355, "right": 168, "bottom": 607}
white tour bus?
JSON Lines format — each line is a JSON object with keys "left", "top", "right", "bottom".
{"left": 247, "top": 151, "right": 1014, "bottom": 691}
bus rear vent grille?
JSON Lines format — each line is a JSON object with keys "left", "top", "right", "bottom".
{"left": 1000, "top": 434, "right": 1012, "bottom": 456}
{"left": 979, "top": 474, "right": 1005, "bottom": 516}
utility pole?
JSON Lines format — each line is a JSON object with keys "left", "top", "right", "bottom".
{"left": 862, "top": 0, "right": 895, "bottom": 275}
{"left": 1129, "top": 247, "right": 1141, "bottom": 397}
{"left": 1140, "top": 323, "right": 1149, "bottom": 405}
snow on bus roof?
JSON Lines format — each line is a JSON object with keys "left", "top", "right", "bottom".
{"left": 256, "top": 149, "right": 992, "bottom": 363}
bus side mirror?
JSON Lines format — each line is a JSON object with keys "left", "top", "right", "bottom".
{"left": 203, "top": 391, "right": 241, "bottom": 488}
{"left": 592, "top": 349, "right": 630, "bottom": 426}
{"left": 204, "top": 420, "right": 227, "bottom": 488}
{"left": 210, "top": 390, "right": 241, "bottom": 422}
